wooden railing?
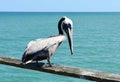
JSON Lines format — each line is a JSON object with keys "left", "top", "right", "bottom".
{"left": 0, "top": 55, "right": 120, "bottom": 82}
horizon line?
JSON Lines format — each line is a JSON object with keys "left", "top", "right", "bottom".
{"left": 0, "top": 11, "right": 120, "bottom": 13}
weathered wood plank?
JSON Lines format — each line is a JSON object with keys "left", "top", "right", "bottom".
{"left": 0, "top": 55, "right": 120, "bottom": 82}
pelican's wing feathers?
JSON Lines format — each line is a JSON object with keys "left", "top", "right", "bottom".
{"left": 24, "top": 35, "right": 66, "bottom": 55}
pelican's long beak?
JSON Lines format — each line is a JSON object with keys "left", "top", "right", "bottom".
{"left": 66, "top": 28, "right": 73, "bottom": 55}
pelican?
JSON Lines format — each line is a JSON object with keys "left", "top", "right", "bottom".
{"left": 22, "top": 16, "right": 73, "bottom": 66}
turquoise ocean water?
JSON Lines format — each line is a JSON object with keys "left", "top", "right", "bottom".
{"left": 0, "top": 12, "right": 120, "bottom": 82}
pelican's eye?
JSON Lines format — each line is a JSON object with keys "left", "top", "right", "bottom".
{"left": 67, "top": 23, "right": 72, "bottom": 30}
{"left": 62, "top": 23, "right": 71, "bottom": 29}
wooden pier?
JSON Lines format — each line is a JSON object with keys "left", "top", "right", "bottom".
{"left": 0, "top": 55, "right": 120, "bottom": 82}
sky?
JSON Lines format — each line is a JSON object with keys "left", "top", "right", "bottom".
{"left": 0, "top": 0, "right": 120, "bottom": 12}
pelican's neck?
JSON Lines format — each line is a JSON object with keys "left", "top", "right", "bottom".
{"left": 58, "top": 17, "right": 65, "bottom": 35}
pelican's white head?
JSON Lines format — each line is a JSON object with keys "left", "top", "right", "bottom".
{"left": 58, "top": 16, "right": 73, "bottom": 55}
